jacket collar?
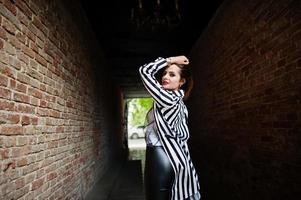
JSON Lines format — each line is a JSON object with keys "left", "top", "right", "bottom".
{"left": 174, "top": 89, "right": 184, "bottom": 98}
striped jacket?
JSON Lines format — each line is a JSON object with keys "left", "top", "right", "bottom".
{"left": 139, "top": 57, "right": 201, "bottom": 200}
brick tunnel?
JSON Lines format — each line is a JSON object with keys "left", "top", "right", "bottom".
{"left": 0, "top": 0, "right": 300, "bottom": 200}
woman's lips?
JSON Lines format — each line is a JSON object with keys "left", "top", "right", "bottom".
{"left": 162, "top": 80, "right": 169, "bottom": 85}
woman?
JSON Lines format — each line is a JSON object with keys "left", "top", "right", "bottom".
{"left": 139, "top": 56, "right": 201, "bottom": 200}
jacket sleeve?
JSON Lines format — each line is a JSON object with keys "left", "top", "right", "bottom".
{"left": 139, "top": 57, "right": 181, "bottom": 107}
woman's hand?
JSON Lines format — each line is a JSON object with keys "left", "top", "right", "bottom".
{"left": 167, "top": 56, "right": 189, "bottom": 65}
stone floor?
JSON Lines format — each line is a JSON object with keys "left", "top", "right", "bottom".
{"left": 85, "top": 159, "right": 145, "bottom": 200}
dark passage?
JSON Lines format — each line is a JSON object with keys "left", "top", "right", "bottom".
{"left": 0, "top": 0, "right": 300, "bottom": 200}
{"left": 80, "top": 0, "right": 224, "bottom": 97}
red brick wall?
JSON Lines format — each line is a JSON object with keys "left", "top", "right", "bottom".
{"left": 0, "top": 0, "right": 124, "bottom": 199}
{"left": 188, "top": 0, "right": 300, "bottom": 199}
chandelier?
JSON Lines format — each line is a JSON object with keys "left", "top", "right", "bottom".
{"left": 130, "top": 0, "right": 182, "bottom": 30}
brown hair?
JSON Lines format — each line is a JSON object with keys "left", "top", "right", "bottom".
{"left": 175, "top": 64, "right": 194, "bottom": 101}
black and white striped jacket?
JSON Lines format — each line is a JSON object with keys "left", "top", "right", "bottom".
{"left": 139, "top": 57, "right": 201, "bottom": 200}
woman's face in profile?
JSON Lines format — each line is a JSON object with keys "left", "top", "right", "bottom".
{"left": 161, "top": 64, "right": 185, "bottom": 91}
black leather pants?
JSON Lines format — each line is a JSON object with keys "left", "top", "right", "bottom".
{"left": 144, "top": 146, "right": 175, "bottom": 200}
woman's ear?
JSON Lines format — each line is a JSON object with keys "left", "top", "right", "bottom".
{"left": 180, "top": 78, "right": 186, "bottom": 87}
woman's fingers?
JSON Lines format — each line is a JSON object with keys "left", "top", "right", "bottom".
{"left": 180, "top": 56, "right": 189, "bottom": 64}
{"left": 169, "top": 55, "right": 189, "bottom": 65}
{"left": 182, "top": 58, "right": 189, "bottom": 65}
